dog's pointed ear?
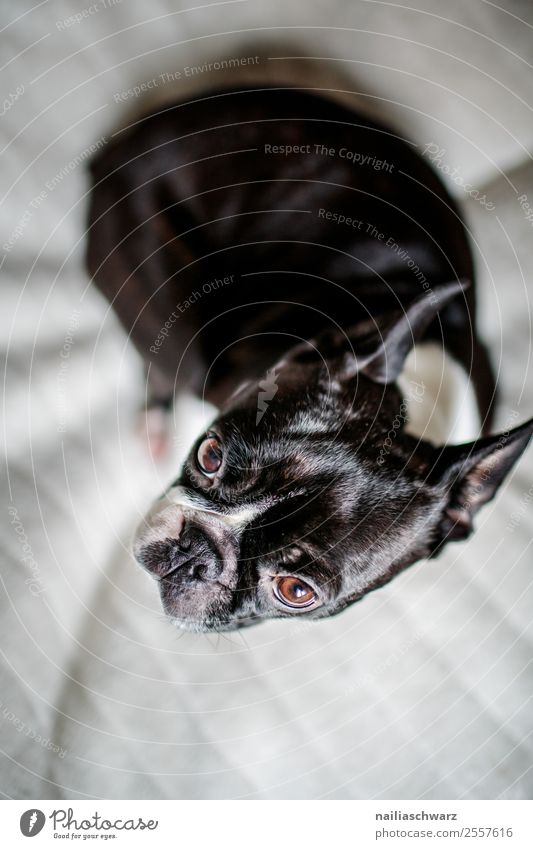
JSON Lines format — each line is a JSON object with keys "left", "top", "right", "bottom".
{"left": 357, "top": 279, "right": 469, "bottom": 384}
{"left": 278, "top": 279, "right": 467, "bottom": 380}
{"left": 430, "top": 416, "right": 533, "bottom": 550}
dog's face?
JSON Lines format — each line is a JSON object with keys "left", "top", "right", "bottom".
{"left": 134, "top": 286, "right": 533, "bottom": 631}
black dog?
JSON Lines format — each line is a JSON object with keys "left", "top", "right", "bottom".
{"left": 87, "top": 70, "right": 532, "bottom": 631}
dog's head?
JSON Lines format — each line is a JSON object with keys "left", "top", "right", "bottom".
{"left": 134, "top": 282, "right": 533, "bottom": 631}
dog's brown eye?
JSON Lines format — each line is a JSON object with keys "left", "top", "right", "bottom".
{"left": 197, "top": 435, "right": 223, "bottom": 476}
{"left": 274, "top": 575, "right": 317, "bottom": 608}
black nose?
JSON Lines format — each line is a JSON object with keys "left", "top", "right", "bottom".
{"left": 137, "top": 525, "right": 224, "bottom": 583}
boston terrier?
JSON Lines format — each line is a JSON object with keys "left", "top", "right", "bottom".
{"left": 87, "top": 57, "right": 532, "bottom": 631}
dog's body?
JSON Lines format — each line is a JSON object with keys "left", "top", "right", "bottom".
{"left": 88, "top": 83, "right": 492, "bottom": 415}
{"left": 87, "top": 74, "right": 532, "bottom": 631}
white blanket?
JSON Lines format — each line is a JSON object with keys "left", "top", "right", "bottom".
{"left": 1, "top": 0, "right": 532, "bottom": 799}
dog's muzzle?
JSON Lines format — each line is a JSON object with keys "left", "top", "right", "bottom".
{"left": 132, "top": 501, "right": 239, "bottom": 625}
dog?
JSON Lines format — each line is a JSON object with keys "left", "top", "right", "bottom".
{"left": 87, "top": 56, "right": 533, "bottom": 631}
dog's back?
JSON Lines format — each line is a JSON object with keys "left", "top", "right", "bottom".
{"left": 87, "top": 51, "right": 494, "bottom": 422}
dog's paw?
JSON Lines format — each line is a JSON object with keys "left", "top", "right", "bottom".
{"left": 140, "top": 406, "right": 171, "bottom": 461}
